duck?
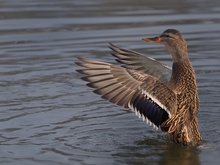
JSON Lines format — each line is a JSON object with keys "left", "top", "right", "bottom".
{"left": 75, "top": 29, "right": 202, "bottom": 146}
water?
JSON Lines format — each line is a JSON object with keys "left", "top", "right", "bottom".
{"left": 0, "top": 0, "right": 220, "bottom": 165}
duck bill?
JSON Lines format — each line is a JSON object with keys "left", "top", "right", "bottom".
{"left": 142, "top": 36, "right": 161, "bottom": 43}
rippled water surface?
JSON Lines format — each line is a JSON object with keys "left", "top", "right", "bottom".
{"left": 0, "top": 0, "right": 220, "bottom": 165}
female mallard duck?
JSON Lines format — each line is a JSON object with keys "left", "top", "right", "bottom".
{"left": 75, "top": 29, "right": 202, "bottom": 146}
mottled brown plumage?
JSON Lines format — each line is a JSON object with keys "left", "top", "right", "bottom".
{"left": 75, "top": 29, "right": 202, "bottom": 146}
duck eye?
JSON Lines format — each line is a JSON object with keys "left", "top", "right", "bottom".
{"left": 161, "top": 34, "right": 170, "bottom": 38}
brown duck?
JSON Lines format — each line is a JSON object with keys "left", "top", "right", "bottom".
{"left": 75, "top": 29, "right": 202, "bottom": 146}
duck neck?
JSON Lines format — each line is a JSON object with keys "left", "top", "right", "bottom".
{"left": 170, "top": 57, "right": 195, "bottom": 91}
{"left": 169, "top": 44, "right": 189, "bottom": 62}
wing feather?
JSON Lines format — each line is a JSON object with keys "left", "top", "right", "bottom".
{"left": 75, "top": 55, "right": 176, "bottom": 130}
{"left": 109, "top": 43, "right": 172, "bottom": 85}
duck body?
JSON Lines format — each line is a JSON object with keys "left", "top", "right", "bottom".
{"left": 76, "top": 29, "right": 202, "bottom": 146}
{"left": 166, "top": 59, "right": 201, "bottom": 145}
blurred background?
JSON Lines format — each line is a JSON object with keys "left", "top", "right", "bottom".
{"left": 0, "top": 0, "right": 220, "bottom": 165}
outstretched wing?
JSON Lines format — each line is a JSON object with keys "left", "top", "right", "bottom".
{"left": 109, "top": 43, "right": 172, "bottom": 85}
{"left": 76, "top": 57, "right": 145, "bottom": 109}
{"left": 75, "top": 57, "right": 176, "bottom": 130}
